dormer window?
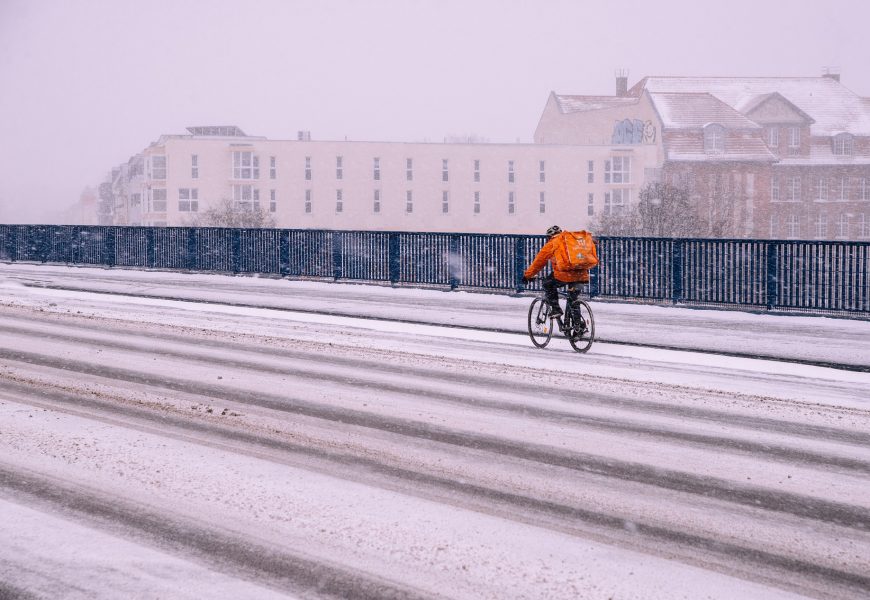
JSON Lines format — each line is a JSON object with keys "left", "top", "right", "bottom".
{"left": 704, "top": 124, "right": 725, "bottom": 153}
{"left": 833, "top": 133, "right": 853, "bottom": 156}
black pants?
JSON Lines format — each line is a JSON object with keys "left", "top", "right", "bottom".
{"left": 542, "top": 274, "right": 579, "bottom": 309}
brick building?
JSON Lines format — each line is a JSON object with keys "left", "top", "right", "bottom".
{"left": 536, "top": 72, "right": 870, "bottom": 240}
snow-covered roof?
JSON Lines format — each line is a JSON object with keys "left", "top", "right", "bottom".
{"left": 664, "top": 135, "right": 778, "bottom": 162}
{"left": 632, "top": 77, "right": 870, "bottom": 136}
{"left": 187, "top": 125, "right": 247, "bottom": 136}
{"left": 553, "top": 94, "right": 638, "bottom": 113}
{"left": 650, "top": 92, "right": 761, "bottom": 130}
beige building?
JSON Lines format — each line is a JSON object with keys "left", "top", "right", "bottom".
{"left": 110, "top": 124, "right": 660, "bottom": 234}
{"left": 106, "top": 72, "right": 870, "bottom": 239}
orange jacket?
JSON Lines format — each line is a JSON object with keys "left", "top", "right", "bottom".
{"left": 524, "top": 232, "right": 590, "bottom": 283}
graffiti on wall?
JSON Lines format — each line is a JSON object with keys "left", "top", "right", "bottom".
{"left": 612, "top": 119, "right": 656, "bottom": 144}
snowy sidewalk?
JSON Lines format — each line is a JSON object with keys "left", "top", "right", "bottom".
{"left": 2, "top": 262, "right": 869, "bottom": 370}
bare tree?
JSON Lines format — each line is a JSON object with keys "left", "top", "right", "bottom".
{"left": 185, "top": 198, "right": 276, "bottom": 228}
{"left": 592, "top": 182, "right": 704, "bottom": 237}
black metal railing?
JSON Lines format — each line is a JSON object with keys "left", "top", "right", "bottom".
{"left": 1, "top": 225, "right": 867, "bottom": 316}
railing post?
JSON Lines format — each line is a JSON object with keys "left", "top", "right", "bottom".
{"left": 103, "top": 226, "right": 116, "bottom": 267}
{"left": 37, "top": 226, "right": 49, "bottom": 263}
{"left": 230, "top": 228, "right": 241, "bottom": 274}
{"left": 388, "top": 233, "right": 400, "bottom": 285}
{"left": 6, "top": 226, "right": 17, "bottom": 262}
{"left": 279, "top": 229, "right": 290, "bottom": 277}
{"left": 145, "top": 228, "right": 155, "bottom": 268}
{"left": 514, "top": 236, "right": 526, "bottom": 292}
{"left": 332, "top": 231, "right": 343, "bottom": 280}
{"left": 671, "top": 238, "right": 683, "bottom": 304}
{"left": 186, "top": 228, "right": 198, "bottom": 270}
{"left": 448, "top": 234, "right": 460, "bottom": 290}
{"left": 766, "top": 242, "right": 779, "bottom": 310}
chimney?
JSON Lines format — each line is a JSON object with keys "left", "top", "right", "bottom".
{"left": 822, "top": 67, "right": 841, "bottom": 82}
{"left": 615, "top": 68, "right": 629, "bottom": 97}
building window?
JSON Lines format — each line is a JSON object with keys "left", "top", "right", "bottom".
{"left": 191, "top": 155, "right": 199, "bottom": 179}
{"left": 442, "top": 191, "right": 449, "bottom": 214}
{"left": 788, "top": 127, "right": 801, "bottom": 154}
{"left": 604, "top": 188, "right": 629, "bottom": 215}
{"left": 836, "top": 213, "right": 849, "bottom": 237}
{"left": 539, "top": 191, "right": 546, "bottom": 214}
{"left": 815, "top": 178, "right": 827, "bottom": 201}
{"left": 305, "top": 189, "right": 312, "bottom": 213}
{"left": 605, "top": 156, "right": 631, "bottom": 183}
{"left": 862, "top": 178, "right": 869, "bottom": 201}
{"left": 508, "top": 191, "right": 515, "bottom": 214}
{"left": 373, "top": 157, "right": 380, "bottom": 181}
{"left": 474, "top": 159, "right": 480, "bottom": 182}
{"left": 406, "top": 158, "right": 413, "bottom": 181}
{"left": 373, "top": 189, "right": 381, "bottom": 213}
{"left": 232, "top": 184, "right": 259, "bottom": 210}
{"left": 150, "top": 188, "right": 167, "bottom": 212}
{"left": 508, "top": 160, "right": 515, "bottom": 183}
{"left": 588, "top": 192, "right": 594, "bottom": 216}
{"left": 769, "top": 214, "right": 778, "bottom": 238}
{"left": 130, "top": 193, "right": 141, "bottom": 207}
{"left": 767, "top": 128, "right": 779, "bottom": 148}
{"left": 832, "top": 133, "right": 853, "bottom": 156}
{"left": 336, "top": 156, "right": 343, "bottom": 180}
{"left": 703, "top": 124, "right": 725, "bottom": 153}
{"left": 269, "top": 156, "right": 276, "bottom": 179}
{"left": 836, "top": 178, "right": 847, "bottom": 201}
{"left": 305, "top": 156, "right": 312, "bottom": 181}
{"left": 151, "top": 155, "right": 167, "bottom": 180}
{"left": 442, "top": 159, "right": 449, "bottom": 182}
{"left": 587, "top": 160, "right": 594, "bottom": 183}
{"left": 269, "top": 189, "right": 276, "bottom": 213}
{"left": 771, "top": 177, "right": 780, "bottom": 202}
{"left": 815, "top": 213, "right": 827, "bottom": 238}
{"left": 473, "top": 191, "right": 480, "bottom": 214}
{"left": 787, "top": 176, "right": 801, "bottom": 202}
{"left": 787, "top": 214, "right": 800, "bottom": 237}
{"left": 232, "top": 151, "right": 258, "bottom": 179}
{"left": 335, "top": 189, "right": 343, "bottom": 213}
{"left": 859, "top": 214, "right": 869, "bottom": 238}
{"left": 405, "top": 190, "right": 413, "bottom": 213}
{"left": 178, "top": 188, "right": 198, "bottom": 212}
{"left": 539, "top": 160, "right": 545, "bottom": 183}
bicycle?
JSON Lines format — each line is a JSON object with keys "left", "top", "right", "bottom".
{"left": 527, "top": 284, "right": 595, "bottom": 353}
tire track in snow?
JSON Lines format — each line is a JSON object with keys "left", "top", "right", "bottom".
{"left": 0, "top": 464, "right": 440, "bottom": 600}
{"left": 1, "top": 346, "right": 868, "bottom": 533}
{"left": 3, "top": 381, "right": 869, "bottom": 600}
{"left": 1, "top": 317, "right": 868, "bottom": 460}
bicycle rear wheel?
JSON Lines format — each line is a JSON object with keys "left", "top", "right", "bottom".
{"left": 527, "top": 298, "right": 553, "bottom": 348}
{"left": 567, "top": 299, "right": 595, "bottom": 354}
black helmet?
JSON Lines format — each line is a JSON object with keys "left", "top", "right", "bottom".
{"left": 546, "top": 225, "right": 562, "bottom": 237}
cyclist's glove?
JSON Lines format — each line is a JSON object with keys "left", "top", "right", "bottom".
{"left": 521, "top": 276, "right": 532, "bottom": 284}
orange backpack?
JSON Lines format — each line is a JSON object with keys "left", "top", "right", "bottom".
{"left": 558, "top": 231, "right": 599, "bottom": 271}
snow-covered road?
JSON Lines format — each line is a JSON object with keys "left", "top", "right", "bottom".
{"left": 1, "top": 264, "right": 868, "bottom": 599}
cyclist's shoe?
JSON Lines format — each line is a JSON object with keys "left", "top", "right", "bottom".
{"left": 548, "top": 305, "right": 563, "bottom": 319}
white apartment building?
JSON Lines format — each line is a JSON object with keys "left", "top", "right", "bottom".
{"left": 111, "top": 124, "right": 661, "bottom": 234}
{"left": 107, "top": 72, "right": 869, "bottom": 239}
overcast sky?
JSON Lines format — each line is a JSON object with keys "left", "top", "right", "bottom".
{"left": 1, "top": 0, "right": 867, "bottom": 223}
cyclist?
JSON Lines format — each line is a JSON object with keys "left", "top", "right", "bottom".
{"left": 522, "top": 225, "right": 589, "bottom": 318}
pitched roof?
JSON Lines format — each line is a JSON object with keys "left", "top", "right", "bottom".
{"left": 553, "top": 94, "right": 638, "bottom": 114}
{"left": 631, "top": 77, "right": 870, "bottom": 135}
{"left": 650, "top": 92, "right": 761, "bottom": 129}
{"left": 663, "top": 134, "right": 778, "bottom": 162}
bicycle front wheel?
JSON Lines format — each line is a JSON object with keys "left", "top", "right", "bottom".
{"left": 568, "top": 300, "right": 595, "bottom": 354}
{"left": 527, "top": 298, "right": 553, "bottom": 348}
